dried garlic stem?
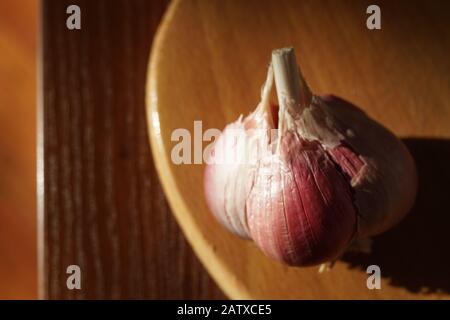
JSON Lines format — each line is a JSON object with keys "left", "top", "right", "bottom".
{"left": 272, "top": 47, "right": 312, "bottom": 152}
{"left": 272, "top": 47, "right": 312, "bottom": 126}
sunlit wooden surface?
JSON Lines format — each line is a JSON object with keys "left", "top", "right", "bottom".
{"left": 0, "top": 0, "right": 38, "bottom": 299}
{"left": 148, "top": 0, "right": 450, "bottom": 299}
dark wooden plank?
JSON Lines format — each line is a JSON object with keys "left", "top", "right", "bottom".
{"left": 39, "top": 0, "right": 225, "bottom": 299}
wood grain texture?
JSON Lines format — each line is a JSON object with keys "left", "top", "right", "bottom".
{"left": 148, "top": 0, "right": 450, "bottom": 299}
{"left": 0, "top": 0, "right": 38, "bottom": 299}
{"left": 40, "top": 0, "right": 224, "bottom": 299}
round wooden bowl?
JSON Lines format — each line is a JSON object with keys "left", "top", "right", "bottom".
{"left": 146, "top": 0, "right": 450, "bottom": 299}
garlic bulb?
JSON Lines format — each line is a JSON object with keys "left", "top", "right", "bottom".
{"left": 204, "top": 47, "right": 417, "bottom": 266}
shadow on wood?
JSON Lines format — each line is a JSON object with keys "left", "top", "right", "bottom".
{"left": 342, "top": 137, "right": 450, "bottom": 294}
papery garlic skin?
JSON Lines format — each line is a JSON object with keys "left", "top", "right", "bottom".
{"left": 246, "top": 134, "right": 358, "bottom": 265}
{"left": 320, "top": 95, "right": 417, "bottom": 237}
{"left": 204, "top": 67, "right": 276, "bottom": 239}
{"left": 204, "top": 48, "right": 417, "bottom": 266}
{"left": 204, "top": 118, "right": 256, "bottom": 239}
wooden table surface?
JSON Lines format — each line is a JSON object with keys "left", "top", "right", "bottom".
{"left": 0, "top": 0, "right": 37, "bottom": 299}
{"left": 40, "top": 0, "right": 224, "bottom": 299}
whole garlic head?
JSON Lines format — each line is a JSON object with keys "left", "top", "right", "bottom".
{"left": 204, "top": 48, "right": 417, "bottom": 266}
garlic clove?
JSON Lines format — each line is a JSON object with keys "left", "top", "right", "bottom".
{"left": 204, "top": 67, "right": 276, "bottom": 239}
{"left": 247, "top": 134, "right": 357, "bottom": 265}
{"left": 320, "top": 95, "right": 417, "bottom": 237}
